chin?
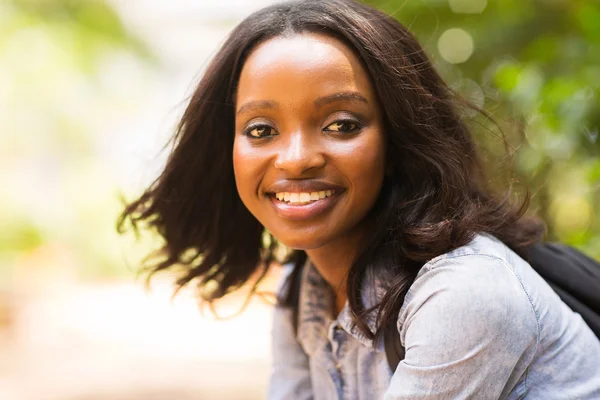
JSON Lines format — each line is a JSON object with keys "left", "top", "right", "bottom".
{"left": 273, "top": 234, "right": 328, "bottom": 251}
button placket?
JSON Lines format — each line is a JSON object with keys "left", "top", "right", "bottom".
{"left": 328, "top": 322, "right": 341, "bottom": 356}
{"left": 329, "top": 322, "right": 346, "bottom": 372}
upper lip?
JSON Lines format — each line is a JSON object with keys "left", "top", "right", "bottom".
{"left": 265, "top": 180, "right": 345, "bottom": 194}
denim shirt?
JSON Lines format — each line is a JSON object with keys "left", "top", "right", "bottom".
{"left": 267, "top": 234, "right": 600, "bottom": 399}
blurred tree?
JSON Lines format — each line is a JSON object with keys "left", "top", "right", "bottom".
{"left": 364, "top": 0, "right": 600, "bottom": 257}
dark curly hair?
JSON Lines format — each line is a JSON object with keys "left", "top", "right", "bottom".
{"left": 117, "top": 0, "right": 545, "bottom": 341}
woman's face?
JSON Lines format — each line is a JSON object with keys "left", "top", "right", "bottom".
{"left": 233, "top": 33, "right": 386, "bottom": 250}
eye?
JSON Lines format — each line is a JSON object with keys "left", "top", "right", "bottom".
{"left": 244, "top": 124, "right": 278, "bottom": 138}
{"left": 324, "top": 119, "right": 362, "bottom": 134}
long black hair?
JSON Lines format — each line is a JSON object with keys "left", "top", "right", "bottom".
{"left": 118, "top": 0, "right": 545, "bottom": 341}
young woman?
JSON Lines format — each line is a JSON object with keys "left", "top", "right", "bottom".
{"left": 119, "top": 0, "right": 600, "bottom": 398}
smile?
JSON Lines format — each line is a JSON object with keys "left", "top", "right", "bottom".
{"left": 274, "top": 190, "right": 334, "bottom": 204}
{"left": 268, "top": 190, "right": 340, "bottom": 221}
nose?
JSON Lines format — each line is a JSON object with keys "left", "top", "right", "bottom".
{"left": 273, "top": 131, "right": 325, "bottom": 175}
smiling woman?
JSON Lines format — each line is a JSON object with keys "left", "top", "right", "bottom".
{"left": 234, "top": 34, "right": 388, "bottom": 313}
{"left": 233, "top": 34, "right": 387, "bottom": 273}
{"left": 118, "top": 0, "right": 600, "bottom": 399}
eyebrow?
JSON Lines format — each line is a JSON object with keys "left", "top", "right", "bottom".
{"left": 236, "top": 91, "right": 369, "bottom": 116}
{"left": 236, "top": 100, "right": 278, "bottom": 116}
{"left": 313, "top": 91, "right": 369, "bottom": 108}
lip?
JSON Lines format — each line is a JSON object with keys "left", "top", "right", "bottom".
{"left": 268, "top": 191, "right": 341, "bottom": 221}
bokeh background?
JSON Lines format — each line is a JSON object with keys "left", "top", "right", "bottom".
{"left": 1, "top": 0, "right": 598, "bottom": 399}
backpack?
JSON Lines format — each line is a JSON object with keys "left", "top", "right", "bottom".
{"left": 383, "top": 242, "right": 600, "bottom": 371}
{"left": 288, "top": 242, "right": 600, "bottom": 372}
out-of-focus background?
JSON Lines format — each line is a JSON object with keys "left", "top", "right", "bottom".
{"left": 0, "top": 0, "right": 598, "bottom": 399}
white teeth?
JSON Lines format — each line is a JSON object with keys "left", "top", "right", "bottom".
{"left": 299, "top": 193, "right": 311, "bottom": 202}
{"left": 274, "top": 190, "right": 335, "bottom": 204}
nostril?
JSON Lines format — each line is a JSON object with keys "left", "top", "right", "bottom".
{"left": 273, "top": 154, "right": 326, "bottom": 173}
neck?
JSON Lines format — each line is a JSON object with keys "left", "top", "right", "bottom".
{"left": 305, "top": 229, "right": 367, "bottom": 315}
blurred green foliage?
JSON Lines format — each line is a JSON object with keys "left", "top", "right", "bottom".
{"left": 365, "top": 0, "right": 600, "bottom": 257}
{"left": 4, "top": 0, "right": 152, "bottom": 65}
{"left": 0, "top": 0, "right": 155, "bottom": 281}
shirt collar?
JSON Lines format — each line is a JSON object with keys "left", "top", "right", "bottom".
{"left": 297, "top": 259, "right": 388, "bottom": 352}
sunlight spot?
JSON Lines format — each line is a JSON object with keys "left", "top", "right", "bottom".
{"left": 438, "top": 28, "right": 474, "bottom": 64}
{"left": 449, "top": 0, "right": 487, "bottom": 14}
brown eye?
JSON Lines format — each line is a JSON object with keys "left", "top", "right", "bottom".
{"left": 245, "top": 125, "right": 277, "bottom": 138}
{"left": 324, "top": 120, "right": 362, "bottom": 133}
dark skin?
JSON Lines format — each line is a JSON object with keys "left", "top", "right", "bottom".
{"left": 233, "top": 33, "right": 387, "bottom": 315}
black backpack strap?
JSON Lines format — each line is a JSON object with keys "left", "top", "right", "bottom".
{"left": 528, "top": 243, "right": 600, "bottom": 310}
{"left": 527, "top": 243, "right": 600, "bottom": 338}
{"left": 383, "top": 317, "right": 405, "bottom": 372}
{"left": 545, "top": 280, "right": 600, "bottom": 336}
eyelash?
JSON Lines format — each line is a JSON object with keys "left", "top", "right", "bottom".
{"left": 323, "top": 119, "right": 363, "bottom": 134}
{"left": 243, "top": 118, "right": 364, "bottom": 139}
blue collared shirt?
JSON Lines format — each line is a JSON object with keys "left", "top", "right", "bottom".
{"left": 267, "top": 234, "right": 600, "bottom": 399}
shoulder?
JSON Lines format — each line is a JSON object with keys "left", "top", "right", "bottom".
{"left": 414, "top": 233, "right": 529, "bottom": 289}
{"left": 426, "top": 233, "right": 515, "bottom": 268}
{"left": 398, "top": 234, "right": 539, "bottom": 347}
{"left": 386, "top": 235, "right": 543, "bottom": 398}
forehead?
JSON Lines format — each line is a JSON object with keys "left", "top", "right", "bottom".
{"left": 236, "top": 33, "right": 375, "bottom": 103}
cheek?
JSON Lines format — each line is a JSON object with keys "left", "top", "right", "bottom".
{"left": 345, "top": 134, "right": 387, "bottom": 196}
{"left": 232, "top": 140, "right": 243, "bottom": 179}
{"left": 232, "top": 139, "right": 268, "bottom": 203}
{"left": 232, "top": 140, "right": 255, "bottom": 199}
